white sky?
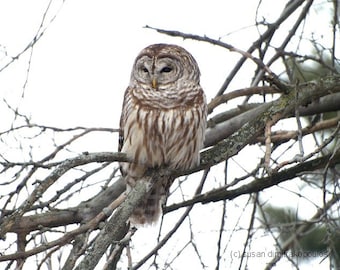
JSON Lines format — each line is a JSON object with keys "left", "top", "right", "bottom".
{"left": 0, "top": 0, "right": 273, "bottom": 130}
{"left": 0, "top": 1, "right": 334, "bottom": 269}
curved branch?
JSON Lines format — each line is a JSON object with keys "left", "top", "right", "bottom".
{"left": 257, "top": 116, "right": 340, "bottom": 144}
{"left": 199, "top": 76, "right": 340, "bottom": 173}
{"left": 165, "top": 150, "right": 340, "bottom": 213}
{"left": 207, "top": 86, "right": 279, "bottom": 114}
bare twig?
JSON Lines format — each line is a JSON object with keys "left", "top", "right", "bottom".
{"left": 207, "top": 86, "right": 279, "bottom": 114}
{"left": 0, "top": 0, "right": 65, "bottom": 72}
{"left": 215, "top": 161, "right": 228, "bottom": 270}
{"left": 238, "top": 194, "right": 258, "bottom": 270}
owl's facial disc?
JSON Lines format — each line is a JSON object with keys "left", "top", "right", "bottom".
{"left": 135, "top": 56, "right": 181, "bottom": 90}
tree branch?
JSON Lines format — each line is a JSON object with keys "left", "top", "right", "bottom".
{"left": 165, "top": 150, "right": 340, "bottom": 213}
{"left": 74, "top": 180, "right": 152, "bottom": 270}
{"left": 0, "top": 193, "right": 126, "bottom": 262}
{"left": 7, "top": 178, "right": 126, "bottom": 233}
{"left": 0, "top": 152, "right": 129, "bottom": 238}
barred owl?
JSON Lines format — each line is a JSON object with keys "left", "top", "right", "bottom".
{"left": 119, "top": 44, "right": 206, "bottom": 224}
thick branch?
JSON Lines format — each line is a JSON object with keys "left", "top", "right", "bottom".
{"left": 8, "top": 178, "right": 126, "bottom": 233}
{"left": 165, "top": 150, "right": 340, "bottom": 212}
{"left": 74, "top": 180, "right": 152, "bottom": 270}
{"left": 0, "top": 193, "right": 126, "bottom": 262}
{"left": 205, "top": 91, "right": 340, "bottom": 147}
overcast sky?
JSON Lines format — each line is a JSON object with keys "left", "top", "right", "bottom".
{"left": 0, "top": 0, "right": 281, "bottom": 132}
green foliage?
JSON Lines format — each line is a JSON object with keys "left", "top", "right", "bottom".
{"left": 286, "top": 51, "right": 340, "bottom": 83}
{"left": 260, "top": 204, "right": 340, "bottom": 264}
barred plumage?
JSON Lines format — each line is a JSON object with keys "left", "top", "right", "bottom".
{"left": 119, "top": 44, "right": 206, "bottom": 224}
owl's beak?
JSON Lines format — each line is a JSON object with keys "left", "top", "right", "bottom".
{"left": 151, "top": 78, "right": 158, "bottom": 89}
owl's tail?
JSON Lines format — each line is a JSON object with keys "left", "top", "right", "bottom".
{"left": 129, "top": 177, "right": 172, "bottom": 225}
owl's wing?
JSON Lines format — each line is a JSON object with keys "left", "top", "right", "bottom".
{"left": 118, "top": 87, "right": 131, "bottom": 152}
{"left": 118, "top": 110, "right": 124, "bottom": 152}
{"left": 118, "top": 101, "right": 125, "bottom": 152}
{"left": 118, "top": 123, "right": 124, "bottom": 153}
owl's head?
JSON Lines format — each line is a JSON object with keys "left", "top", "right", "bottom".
{"left": 130, "top": 44, "right": 200, "bottom": 91}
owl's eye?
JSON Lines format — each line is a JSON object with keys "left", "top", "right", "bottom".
{"left": 141, "top": 67, "right": 149, "bottom": 73}
{"left": 160, "top": 66, "right": 172, "bottom": 73}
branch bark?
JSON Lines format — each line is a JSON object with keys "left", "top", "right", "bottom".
{"left": 74, "top": 180, "right": 152, "bottom": 270}
{"left": 8, "top": 178, "right": 126, "bottom": 233}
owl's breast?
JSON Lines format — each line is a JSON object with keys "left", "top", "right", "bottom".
{"left": 121, "top": 104, "right": 205, "bottom": 171}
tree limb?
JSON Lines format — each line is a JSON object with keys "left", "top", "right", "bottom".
{"left": 165, "top": 150, "right": 340, "bottom": 212}
{"left": 74, "top": 180, "right": 152, "bottom": 270}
